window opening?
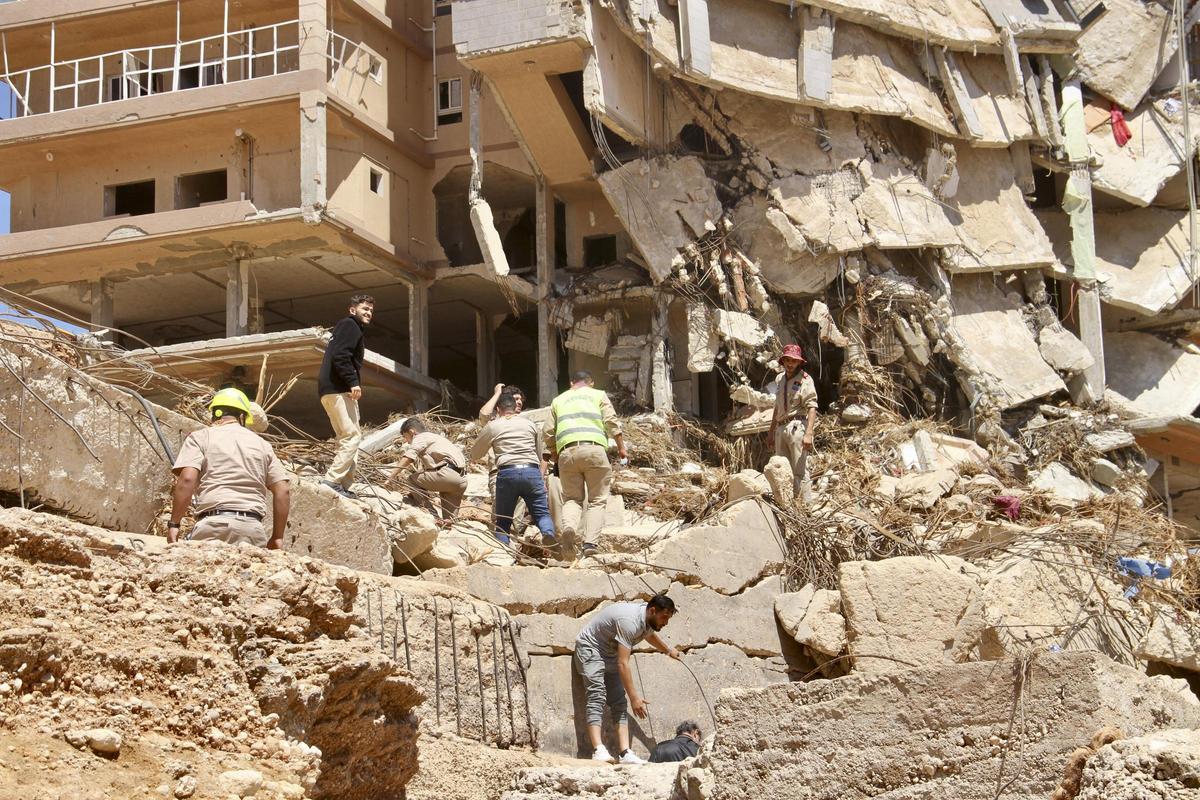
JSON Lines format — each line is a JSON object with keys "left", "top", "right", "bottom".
{"left": 176, "top": 170, "right": 228, "bottom": 209}
{"left": 437, "top": 77, "right": 462, "bottom": 125}
{"left": 105, "top": 180, "right": 156, "bottom": 217}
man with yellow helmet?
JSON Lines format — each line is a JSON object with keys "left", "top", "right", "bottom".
{"left": 167, "top": 387, "right": 291, "bottom": 548}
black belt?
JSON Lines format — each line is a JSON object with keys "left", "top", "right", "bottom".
{"left": 197, "top": 508, "right": 264, "bottom": 522}
{"left": 560, "top": 441, "right": 603, "bottom": 451}
{"left": 499, "top": 462, "right": 541, "bottom": 471}
{"left": 440, "top": 462, "right": 464, "bottom": 474}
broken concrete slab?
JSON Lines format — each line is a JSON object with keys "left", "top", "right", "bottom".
{"left": 1105, "top": 332, "right": 1200, "bottom": 418}
{"left": 1091, "top": 458, "right": 1123, "bottom": 487}
{"left": 1040, "top": 207, "right": 1199, "bottom": 315}
{"left": 423, "top": 563, "right": 670, "bottom": 616}
{"left": 727, "top": 469, "right": 770, "bottom": 503}
{"left": 1074, "top": 0, "right": 1180, "bottom": 110}
{"left": 774, "top": 584, "right": 845, "bottom": 657}
{"left": 597, "top": 156, "right": 721, "bottom": 282}
{"left": 715, "top": 310, "right": 771, "bottom": 347}
{"left": 778, "top": 0, "right": 999, "bottom": 52}
{"left": 910, "top": 429, "right": 989, "bottom": 472}
{"left": 838, "top": 555, "right": 984, "bottom": 674}
{"left": 527, "top": 643, "right": 789, "bottom": 757}
{"left": 631, "top": 0, "right": 958, "bottom": 137}
{"left": 1085, "top": 429, "right": 1137, "bottom": 452}
{"left": 1087, "top": 98, "right": 1200, "bottom": 206}
{"left": 469, "top": 199, "right": 511, "bottom": 277}
{"left": 646, "top": 499, "right": 785, "bottom": 595}
{"left": 730, "top": 195, "right": 842, "bottom": 296}
{"left": 942, "top": 146, "right": 1057, "bottom": 273}
{"left": 953, "top": 53, "right": 1036, "bottom": 147}
{"left": 1076, "top": 729, "right": 1200, "bottom": 800}
{"left": 715, "top": 90, "right": 865, "bottom": 173}
{"left": 895, "top": 468, "right": 958, "bottom": 510}
{"left": 502, "top": 763, "right": 680, "bottom": 800}
{"left": 853, "top": 157, "right": 958, "bottom": 249}
{"left": 771, "top": 170, "right": 869, "bottom": 254}
{"left": 1030, "top": 462, "right": 1104, "bottom": 505}
{"left": 948, "top": 274, "right": 1065, "bottom": 409}
{"left": 709, "top": 652, "right": 1200, "bottom": 800}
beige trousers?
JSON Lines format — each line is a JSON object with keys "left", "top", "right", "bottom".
{"left": 775, "top": 419, "right": 810, "bottom": 497}
{"left": 321, "top": 392, "right": 361, "bottom": 488}
{"left": 558, "top": 443, "right": 611, "bottom": 546}
{"left": 411, "top": 465, "right": 467, "bottom": 518}
{"left": 189, "top": 515, "right": 268, "bottom": 547}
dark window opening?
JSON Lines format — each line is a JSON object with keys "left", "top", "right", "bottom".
{"left": 177, "top": 64, "right": 224, "bottom": 90}
{"left": 106, "top": 180, "right": 156, "bottom": 217}
{"left": 438, "top": 77, "right": 462, "bottom": 125}
{"left": 176, "top": 170, "right": 227, "bottom": 209}
{"left": 557, "top": 70, "right": 640, "bottom": 165}
{"left": 369, "top": 168, "right": 384, "bottom": 194}
{"left": 435, "top": 0, "right": 452, "bottom": 16}
{"left": 1031, "top": 167, "right": 1058, "bottom": 209}
{"left": 584, "top": 234, "right": 617, "bottom": 268}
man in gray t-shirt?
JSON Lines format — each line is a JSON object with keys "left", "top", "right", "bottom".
{"left": 574, "top": 595, "right": 679, "bottom": 764}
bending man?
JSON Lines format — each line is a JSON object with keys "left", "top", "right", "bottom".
{"left": 390, "top": 418, "right": 467, "bottom": 521}
{"left": 168, "top": 388, "right": 291, "bottom": 548}
{"left": 574, "top": 595, "right": 679, "bottom": 764}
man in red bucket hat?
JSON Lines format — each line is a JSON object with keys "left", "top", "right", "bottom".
{"left": 767, "top": 343, "right": 818, "bottom": 501}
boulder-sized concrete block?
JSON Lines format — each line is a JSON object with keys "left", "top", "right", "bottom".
{"left": 895, "top": 468, "right": 957, "bottom": 510}
{"left": 1030, "top": 462, "right": 1103, "bottom": 505}
{"left": 709, "top": 652, "right": 1200, "bottom": 800}
{"left": 273, "top": 479, "right": 393, "bottom": 575}
{"left": 1039, "top": 324, "right": 1095, "bottom": 374}
{"left": 423, "top": 563, "right": 669, "bottom": 615}
{"left": 775, "top": 585, "right": 845, "bottom": 657}
{"left": 839, "top": 556, "right": 983, "bottom": 673}
{"left": 1137, "top": 611, "right": 1200, "bottom": 673}
{"left": 763, "top": 457, "right": 794, "bottom": 506}
{"left": 727, "top": 469, "right": 770, "bottom": 503}
{"left": 647, "top": 499, "right": 784, "bottom": 594}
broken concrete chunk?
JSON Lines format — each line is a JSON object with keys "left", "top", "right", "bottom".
{"left": 910, "top": 429, "right": 989, "bottom": 472}
{"left": 469, "top": 199, "right": 511, "bottom": 277}
{"left": 774, "top": 585, "right": 846, "bottom": 657}
{"left": 771, "top": 171, "right": 868, "bottom": 254}
{"left": 1086, "top": 99, "right": 1200, "bottom": 206}
{"left": 1030, "top": 462, "right": 1103, "bottom": 505}
{"left": 840, "top": 404, "right": 872, "bottom": 425}
{"left": 686, "top": 303, "right": 718, "bottom": 372}
{"left": 715, "top": 310, "right": 771, "bottom": 347}
{"left": 731, "top": 196, "right": 842, "bottom": 296}
{"left": 1090, "top": 458, "right": 1122, "bottom": 488}
{"left": 852, "top": 157, "right": 957, "bottom": 250}
{"left": 565, "top": 315, "right": 611, "bottom": 358}
{"left": 1038, "top": 324, "right": 1095, "bottom": 375}
{"left": 895, "top": 468, "right": 957, "bottom": 510}
{"left": 1137, "top": 611, "right": 1200, "bottom": 674}
{"left": 763, "top": 456, "right": 795, "bottom": 507}
{"left": 808, "top": 301, "right": 849, "bottom": 347}
{"left": 727, "top": 469, "right": 770, "bottom": 503}
{"left": 1084, "top": 429, "right": 1136, "bottom": 453}
{"left": 1074, "top": 0, "right": 1179, "bottom": 110}
{"left": 597, "top": 156, "right": 721, "bottom": 283}
{"left": 947, "top": 274, "right": 1065, "bottom": 409}
{"left": 647, "top": 499, "right": 785, "bottom": 595}
{"left": 1076, "top": 729, "right": 1200, "bottom": 800}
{"left": 838, "top": 555, "right": 983, "bottom": 674}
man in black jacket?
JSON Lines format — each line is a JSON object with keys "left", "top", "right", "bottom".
{"left": 649, "top": 720, "right": 701, "bottom": 763}
{"left": 318, "top": 294, "right": 373, "bottom": 498}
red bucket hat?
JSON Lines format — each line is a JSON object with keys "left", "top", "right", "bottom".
{"left": 780, "top": 343, "right": 806, "bottom": 364}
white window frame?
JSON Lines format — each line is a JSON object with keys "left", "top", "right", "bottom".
{"left": 437, "top": 77, "right": 462, "bottom": 115}
{"left": 368, "top": 56, "right": 383, "bottom": 84}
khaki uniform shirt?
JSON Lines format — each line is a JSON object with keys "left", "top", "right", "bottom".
{"left": 773, "top": 370, "right": 818, "bottom": 424}
{"left": 172, "top": 424, "right": 289, "bottom": 517}
{"left": 544, "top": 387, "right": 623, "bottom": 452}
{"left": 470, "top": 415, "right": 544, "bottom": 468}
{"left": 403, "top": 431, "right": 466, "bottom": 472}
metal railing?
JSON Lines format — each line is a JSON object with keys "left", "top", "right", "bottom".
{"left": 0, "top": 19, "right": 300, "bottom": 119}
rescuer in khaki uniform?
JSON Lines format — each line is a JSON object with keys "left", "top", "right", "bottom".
{"left": 168, "top": 388, "right": 291, "bottom": 548}
{"left": 390, "top": 418, "right": 468, "bottom": 521}
{"left": 546, "top": 370, "right": 625, "bottom": 558}
{"left": 767, "top": 343, "right": 818, "bottom": 499}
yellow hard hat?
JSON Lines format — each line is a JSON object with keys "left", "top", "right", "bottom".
{"left": 208, "top": 387, "right": 255, "bottom": 426}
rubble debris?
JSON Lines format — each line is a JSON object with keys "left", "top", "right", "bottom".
{"left": 774, "top": 585, "right": 846, "bottom": 661}
{"left": 1030, "top": 462, "right": 1104, "bottom": 505}
{"left": 708, "top": 653, "right": 1200, "bottom": 800}
{"left": 1074, "top": 729, "right": 1200, "bottom": 800}
{"left": 1073, "top": 0, "right": 1181, "bottom": 110}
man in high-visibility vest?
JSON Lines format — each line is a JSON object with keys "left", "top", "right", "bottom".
{"left": 546, "top": 371, "right": 625, "bottom": 558}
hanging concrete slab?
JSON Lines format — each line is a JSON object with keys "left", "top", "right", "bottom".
{"left": 853, "top": 157, "right": 958, "bottom": 249}
{"left": 765, "top": 0, "right": 999, "bottom": 52}
{"left": 977, "top": 0, "right": 1080, "bottom": 45}
{"left": 1088, "top": 99, "right": 1200, "bottom": 206}
{"left": 597, "top": 156, "right": 722, "bottom": 283}
{"left": 1104, "top": 331, "right": 1200, "bottom": 419}
{"left": 771, "top": 170, "right": 870, "bottom": 254}
{"left": 1038, "top": 207, "right": 1199, "bottom": 316}
{"left": 1074, "top": 0, "right": 1180, "bottom": 110}
{"left": 716, "top": 94, "right": 865, "bottom": 172}
{"left": 942, "top": 146, "right": 1057, "bottom": 273}
{"left": 949, "top": 274, "right": 1065, "bottom": 409}
{"left": 729, "top": 195, "right": 843, "bottom": 296}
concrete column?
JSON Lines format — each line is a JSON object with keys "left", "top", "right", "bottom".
{"left": 536, "top": 176, "right": 559, "bottom": 406}
{"left": 298, "top": 1, "right": 328, "bottom": 223}
{"left": 650, "top": 293, "right": 674, "bottom": 412}
{"left": 475, "top": 309, "right": 496, "bottom": 397}
{"left": 226, "top": 259, "right": 251, "bottom": 338}
{"left": 90, "top": 279, "right": 115, "bottom": 342}
{"left": 468, "top": 72, "right": 483, "bottom": 204}
{"left": 409, "top": 279, "right": 430, "bottom": 375}
{"left": 1077, "top": 282, "right": 1106, "bottom": 398}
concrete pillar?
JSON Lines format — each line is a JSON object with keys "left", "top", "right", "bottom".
{"left": 298, "top": 1, "right": 328, "bottom": 223}
{"left": 677, "top": 0, "right": 712, "bottom": 77}
{"left": 475, "top": 309, "right": 495, "bottom": 397}
{"left": 89, "top": 279, "right": 114, "bottom": 341}
{"left": 226, "top": 259, "right": 250, "bottom": 338}
{"left": 409, "top": 279, "right": 430, "bottom": 375}
{"left": 650, "top": 293, "right": 674, "bottom": 412}
{"left": 468, "top": 72, "right": 483, "bottom": 204}
{"left": 536, "top": 176, "right": 559, "bottom": 406}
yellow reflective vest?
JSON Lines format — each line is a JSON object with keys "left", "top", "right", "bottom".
{"left": 551, "top": 387, "right": 608, "bottom": 450}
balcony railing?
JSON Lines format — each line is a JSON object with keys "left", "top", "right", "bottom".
{"left": 1, "top": 20, "right": 300, "bottom": 119}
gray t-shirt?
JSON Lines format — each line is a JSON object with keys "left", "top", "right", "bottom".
{"left": 575, "top": 601, "right": 648, "bottom": 660}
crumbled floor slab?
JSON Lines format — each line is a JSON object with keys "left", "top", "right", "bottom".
{"left": 1104, "top": 331, "right": 1200, "bottom": 418}
{"left": 1040, "top": 207, "right": 1199, "bottom": 316}
{"left": 948, "top": 274, "right": 1065, "bottom": 409}
{"left": 1084, "top": 99, "right": 1200, "bottom": 206}
{"left": 646, "top": 499, "right": 785, "bottom": 594}
{"left": 597, "top": 156, "right": 721, "bottom": 282}
{"left": 423, "top": 563, "right": 671, "bottom": 616}
{"left": 708, "top": 652, "right": 1200, "bottom": 800}
{"left": 1074, "top": 0, "right": 1178, "bottom": 110}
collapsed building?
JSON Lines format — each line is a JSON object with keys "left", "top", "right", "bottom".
{"left": 4, "top": 0, "right": 1200, "bottom": 799}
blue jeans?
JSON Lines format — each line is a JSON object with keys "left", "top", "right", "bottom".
{"left": 494, "top": 465, "right": 555, "bottom": 543}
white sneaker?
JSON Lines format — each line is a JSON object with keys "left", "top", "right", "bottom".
{"left": 591, "top": 744, "right": 614, "bottom": 763}
{"left": 618, "top": 749, "right": 646, "bottom": 765}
